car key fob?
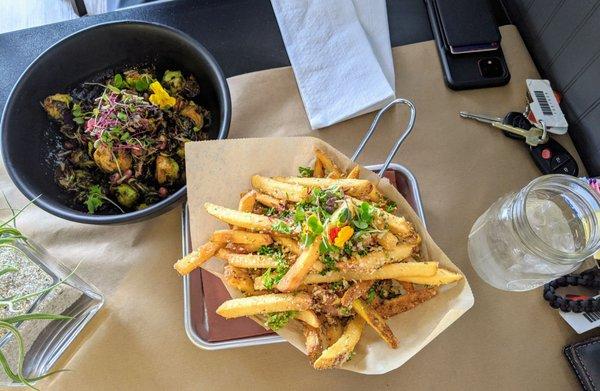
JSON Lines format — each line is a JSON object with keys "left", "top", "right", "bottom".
{"left": 530, "top": 137, "right": 579, "bottom": 176}
{"left": 502, "top": 112, "right": 532, "bottom": 140}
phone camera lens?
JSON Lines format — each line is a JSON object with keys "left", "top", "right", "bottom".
{"left": 478, "top": 58, "right": 504, "bottom": 78}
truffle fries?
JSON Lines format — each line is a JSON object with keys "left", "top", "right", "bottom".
{"left": 174, "top": 148, "right": 462, "bottom": 370}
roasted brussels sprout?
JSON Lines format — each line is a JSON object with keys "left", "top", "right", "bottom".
{"left": 115, "top": 183, "right": 139, "bottom": 208}
{"left": 69, "top": 150, "right": 96, "bottom": 169}
{"left": 93, "top": 143, "right": 132, "bottom": 173}
{"left": 162, "top": 70, "right": 184, "bottom": 94}
{"left": 183, "top": 75, "right": 200, "bottom": 97}
{"left": 155, "top": 155, "right": 179, "bottom": 184}
{"left": 180, "top": 102, "right": 204, "bottom": 129}
{"left": 124, "top": 69, "right": 154, "bottom": 92}
{"left": 43, "top": 94, "right": 72, "bottom": 121}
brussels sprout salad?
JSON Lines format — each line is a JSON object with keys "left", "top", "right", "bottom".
{"left": 42, "top": 68, "right": 211, "bottom": 214}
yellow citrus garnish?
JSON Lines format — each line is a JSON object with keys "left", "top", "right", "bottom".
{"left": 334, "top": 226, "right": 354, "bottom": 248}
{"left": 148, "top": 81, "right": 176, "bottom": 109}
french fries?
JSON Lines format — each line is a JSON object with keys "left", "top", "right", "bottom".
{"left": 176, "top": 149, "right": 464, "bottom": 370}
{"left": 216, "top": 293, "right": 312, "bottom": 318}
{"left": 376, "top": 288, "right": 438, "bottom": 319}
{"left": 219, "top": 250, "right": 279, "bottom": 268}
{"left": 276, "top": 237, "right": 321, "bottom": 292}
{"left": 223, "top": 265, "right": 255, "bottom": 293}
{"left": 340, "top": 281, "right": 373, "bottom": 307}
{"left": 346, "top": 165, "right": 360, "bottom": 179}
{"left": 377, "top": 231, "right": 398, "bottom": 250}
{"left": 254, "top": 262, "right": 438, "bottom": 290}
{"left": 251, "top": 175, "right": 308, "bottom": 202}
{"left": 313, "top": 158, "right": 324, "bottom": 178}
{"left": 350, "top": 197, "right": 415, "bottom": 237}
{"left": 210, "top": 229, "right": 272, "bottom": 246}
{"left": 204, "top": 202, "right": 284, "bottom": 232}
{"left": 296, "top": 310, "right": 320, "bottom": 328}
{"left": 339, "top": 244, "right": 416, "bottom": 270}
{"left": 352, "top": 298, "right": 398, "bottom": 349}
{"left": 315, "top": 148, "right": 342, "bottom": 176}
{"left": 313, "top": 317, "right": 365, "bottom": 370}
{"left": 273, "top": 234, "right": 301, "bottom": 255}
{"left": 238, "top": 190, "right": 257, "bottom": 213}
{"left": 304, "top": 325, "right": 325, "bottom": 364}
{"left": 303, "top": 262, "right": 439, "bottom": 284}
{"left": 273, "top": 177, "right": 373, "bottom": 198}
{"left": 395, "top": 268, "right": 463, "bottom": 286}
{"left": 174, "top": 241, "right": 224, "bottom": 275}
{"left": 325, "top": 321, "right": 343, "bottom": 346}
{"left": 255, "top": 192, "right": 285, "bottom": 209}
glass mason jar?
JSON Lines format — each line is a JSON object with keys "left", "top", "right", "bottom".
{"left": 0, "top": 235, "right": 104, "bottom": 387}
{"left": 468, "top": 175, "right": 600, "bottom": 291}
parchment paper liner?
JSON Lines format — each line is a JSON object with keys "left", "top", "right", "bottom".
{"left": 185, "top": 137, "right": 474, "bottom": 374}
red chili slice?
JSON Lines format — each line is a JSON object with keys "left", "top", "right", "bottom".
{"left": 329, "top": 226, "right": 341, "bottom": 242}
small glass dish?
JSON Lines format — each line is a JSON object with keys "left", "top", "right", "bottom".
{"left": 0, "top": 237, "right": 104, "bottom": 386}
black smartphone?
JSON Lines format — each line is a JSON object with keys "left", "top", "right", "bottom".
{"left": 425, "top": 0, "right": 510, "bottom": 90}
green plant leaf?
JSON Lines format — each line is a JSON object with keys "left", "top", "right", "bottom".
{"left": 0, "top": 266, "right": 18, "bottom": 277}
{"left": 0, "top": 322, "right": 69, "bottom": 389}
{"left": 2, "top": 313, "right": 73, "bottom": 324}
{"left": 113, "top": 74, "right": 126, "bottom": 89}
{"left": 0, "top": 195, "right": 42, "bottom": 229}
{"left": 306, "top": 214, "right": 323, "bottom": 235}
{"left": 5, "top": 261, "right": 81, "bottom": 307}
{"left": 0, "top": 321, "right": 33, "bottom": 389}
{"left": 106, "top": 84, "right": 120, "bottom": 94}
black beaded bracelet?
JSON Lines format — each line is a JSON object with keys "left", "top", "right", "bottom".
{"left": 543, "top": 269, "right": 600, "bottom": 313}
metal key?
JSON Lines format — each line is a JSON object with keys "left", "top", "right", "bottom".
{"left": 459, "top": 111, "right": 548, "bottom": 146}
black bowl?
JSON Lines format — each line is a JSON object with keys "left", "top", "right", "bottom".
{"left": 1, "top": 21, "right": 230, "bottom": 224}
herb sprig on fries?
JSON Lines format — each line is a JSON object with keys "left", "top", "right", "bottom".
{"left": 174, "top": 148, "right": 462, "bottom": 369}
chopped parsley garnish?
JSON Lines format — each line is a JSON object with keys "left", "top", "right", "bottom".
{"left": 366, "top": 287, "right": 376, "bottom": 304}
{"left": 298, "top": 166, "right": 314, "bottom": 177}
{"left": 257, "top": 245, "right": 278, "bottom": 255}
{"left": 279, "top": 209, "right": 292, "bottom": 219}
{"left": 260, "top": 245, "right": 288, "bottom": 289}
{"left": 385, "top": 201, "right": 397, "bottom": 213}
{"left": 346, "top": 351, "right": 357, "bottom": 362}
{"left": 264, "top": 207, "right": 275, "bottom": 216}
{"left": 320, "top": 254, "right": 338, "bottom": 275}
{"left": 85, "top": 185, "right": 104, "bottom": 214}
{"left": 342, "top": 241, "right": 354, "bottom": 256}
{"left": 271, "top": 220, "right": 291, "bottom": 234}
{"left": 265, "top": 311, "right": 298, "bottom": 330}
{"left": 329, "top": 281, "right": 345, "bottom": 291}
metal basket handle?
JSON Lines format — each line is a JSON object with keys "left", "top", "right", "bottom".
{"left": 350, "top": 98, "right": 416, "bottom": 177}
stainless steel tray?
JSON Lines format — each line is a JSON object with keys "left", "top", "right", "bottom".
{"left": 181, "top": 98, "right": 424, "bottom": 350}
{"left": 181, "top": 163, "right": 426, "bottom": 350}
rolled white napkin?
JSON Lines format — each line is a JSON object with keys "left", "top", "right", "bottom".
{"left": 271, "top": 0, "right": 396, "bottom": 129}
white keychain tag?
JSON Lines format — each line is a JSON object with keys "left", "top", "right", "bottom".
{"left": 525, "top": 79, "right": 568, "bottom": 134}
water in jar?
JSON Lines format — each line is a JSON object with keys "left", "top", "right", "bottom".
{"left": 468, "top": 190, "right": 586, "bottom": 291}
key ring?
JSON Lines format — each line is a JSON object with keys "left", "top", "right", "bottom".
{"left": 539, "top": 119, "right": 548, "bottom": 143}
{"left": 351, "top": 98, "right": 416, "bottom": 177}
